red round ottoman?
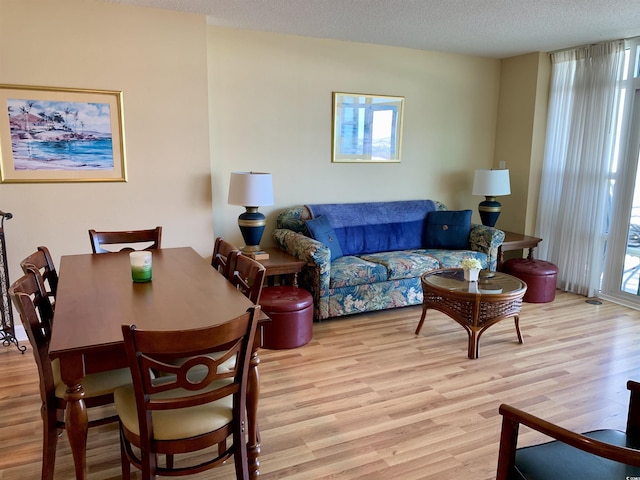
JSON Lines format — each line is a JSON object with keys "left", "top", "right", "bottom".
{"left": 502, "top": 258, "right": 558, "bottom": 303}
{"left": 260, "top": 286, "right": 313, "bottom": 349}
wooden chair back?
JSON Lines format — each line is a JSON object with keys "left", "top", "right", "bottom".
{"left": 496, "top": 380, "right": 640, "bottom": 479}
{"left": 88, "top": 226, "right": 162, "bottom": 254}
{"left": 229, "top": 252, "right": 266, "bottom": 304}
{"left": 118, "top": 306, "right": 260, "bottom": 479}
{"left": 20, "top": 246, "right": 58, "bottom": 306}
{"left": 211, "top": 237, "right": 239, "bottom": 278}
{"left": 9, "top": 271, "right": 129, "bottom": 480}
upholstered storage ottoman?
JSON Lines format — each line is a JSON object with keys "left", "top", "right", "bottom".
{"left": 502, "top": 258, "right": 558, "bottom": 303}
{"left": 261, "top": 286, "right": 313, "bottom": 349}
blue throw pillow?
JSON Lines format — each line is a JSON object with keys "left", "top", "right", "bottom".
{"left": 424, "top": 210, "right": 472, "bottom": 250}
{"left": 306, "top": 216, "right": 343, "bottom": 260}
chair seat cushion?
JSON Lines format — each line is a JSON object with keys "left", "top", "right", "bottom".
{"left": 114, "top": 382, "right": 233, "bottom": 440}
{"left": 53, "top": 358, "right": 132, "bottom": 398}
{"left": 512, "top": 429, "right": 640, "bottom": 479}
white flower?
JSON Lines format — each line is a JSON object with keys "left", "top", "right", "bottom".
{"left": 461, "top": 257, "right": 482, "bottom": 270}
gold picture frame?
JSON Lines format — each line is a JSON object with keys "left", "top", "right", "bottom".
{"left": 0, "top": 84, "right": 127, "bottom": 183}
{"left": 332, "top": 92, "right": 404, "bottom": 163}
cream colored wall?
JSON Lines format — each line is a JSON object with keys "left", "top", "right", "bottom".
{"left": 0, "top": 0, "right": 213, "bottom": 291}
{"left": 207, "top": 28, "right": 502, "bottom": 248}
{"left": 494, "top": 52, "right": 550, "bottom": 235}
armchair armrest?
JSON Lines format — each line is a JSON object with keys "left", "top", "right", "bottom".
{"left": 469, "top": 224, "right": 505, "bottom": 271}
{"left": 627, "top": 380, "right": 640, "bottom": 436}
{"left": 496, "top": 403, "right": 640, "bottom": 480}
{"left": 272, "top": 228, "right": 331, "bottom": 319}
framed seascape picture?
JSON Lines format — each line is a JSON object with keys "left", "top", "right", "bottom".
{"left": 332, "top": 92, "right": 404, "bottom": 163}
{"left": 0, "top": 84, "right": 127, "bottom": 183}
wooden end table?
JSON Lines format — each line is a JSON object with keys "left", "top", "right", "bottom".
{"left": 498, "top": 231, "right": 542, "bottom": 270}
{"left": 257, "top": 247, "right": 306, "bottom": 287}
{"left": 415, "top": 269, "right": 527, "bottom": 359}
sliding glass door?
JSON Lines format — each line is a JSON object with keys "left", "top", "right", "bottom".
{"left": 601, "top": 41, "right": 640, "bottom": 308}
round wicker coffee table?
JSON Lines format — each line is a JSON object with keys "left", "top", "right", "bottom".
{"left": 415, "top": 268, "right": 527, "bottom": 359}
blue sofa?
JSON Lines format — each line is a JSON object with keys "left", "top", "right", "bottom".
{"left": 272, "top": 200, "right": 505, "bottom": 321}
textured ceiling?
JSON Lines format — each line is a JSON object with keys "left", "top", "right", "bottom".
{"left": 104, "top": 0, "right": 640, "bottom": 58}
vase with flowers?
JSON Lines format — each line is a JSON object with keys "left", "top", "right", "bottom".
{"left": 461, "top": 257, "right": 482, "bottom": 282}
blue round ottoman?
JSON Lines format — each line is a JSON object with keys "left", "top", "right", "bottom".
{"left": 260, "top": 286, "right": 313, "bottom": 349}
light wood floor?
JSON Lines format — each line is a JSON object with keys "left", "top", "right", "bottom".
{"left": 2, "top": 291, "right": 640, "bottom": 479}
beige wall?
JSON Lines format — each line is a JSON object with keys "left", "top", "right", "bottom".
{"left": 0, "top": 0, "right": 550, "bottom": 341}
{"left": 494, "top": 52, "right": 550, "bottom": 235}
{"left": 2, "top": 0, "right": 551, "bottom": 288}
{"left": 0, "top": 0, "right": 213, "bottom": 288}
{"left": 207, "top": 28, "right": 502, "bottom": 248}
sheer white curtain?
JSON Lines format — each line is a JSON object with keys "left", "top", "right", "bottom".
{"left": 536, "top": 41, "right": 625, "bottom": 297}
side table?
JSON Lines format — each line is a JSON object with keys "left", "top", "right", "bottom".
{"left": 498, "top": 231, "right": 542, "bottom": 270}
{"left": 257, "top": 247, "right": 306, "bottom": 286}
{"left": 257, "top": 248, "right": 314, "bottom": 349}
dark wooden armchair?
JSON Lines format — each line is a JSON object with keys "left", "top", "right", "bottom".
{"left": 211, "top": 236, "right": 239, "bottom": 278}
{"left": 88, "top": 226, "right": 162, "bottom": 253}
{"left": 115, "top": 306, "right": 260, "bottom": 479}
{"left": 20, "top": 246, "right": 58, "bottom": 305}
{"left": 228, "top": 252, "right": 266, "bottom": 304}
{"left": 9, "top": 271, "right": 131, "bottom": 480}
{"left": 496, "top": 380, "right": 640, "bottom": 479}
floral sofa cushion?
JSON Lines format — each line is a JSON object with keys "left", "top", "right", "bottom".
{"left": 330, "top": 256, "right": 387, "bottom": 288}
{"left": 359, "top": 251, "right": 441, "bottom": 281}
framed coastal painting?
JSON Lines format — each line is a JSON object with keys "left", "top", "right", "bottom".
{"left": 332, "top": 92, "right": 404, "bottom": 163}
{"left": 0, "top": 84, "right": 127, "bottom": 183}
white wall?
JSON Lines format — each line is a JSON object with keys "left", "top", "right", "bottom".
{"left": 207, "top": 28, "right": 501, "bottom": 248}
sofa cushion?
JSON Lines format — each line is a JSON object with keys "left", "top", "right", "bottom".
{"left": 421, "top": 249, "right": 487, "bottom": 269}
{"left": 360, "top": 251, "right": 440, "bottom": 280}
{"left": 305, "top": 215, "right": 343, "bottom": 260}
{"left": 307, "top": 200, "right": 438, "bottom": 256}
{"left": 424, "top": 210, "right": 472, "bottom": 249}
{"left": 329, "top": 256, "right": 387, "bottom": 288}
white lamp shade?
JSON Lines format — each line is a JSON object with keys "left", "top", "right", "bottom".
{"left": 472, "top": 169, "right": 511, "bottom": 196}
{"left": 228, "top": 172, "right": 274, "bottom": 207}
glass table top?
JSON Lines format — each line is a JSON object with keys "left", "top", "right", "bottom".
{"left": 422, "top": 269, "right": 525, "bottom": 295}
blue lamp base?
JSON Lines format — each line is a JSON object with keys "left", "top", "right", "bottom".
{"left": 478, "top": 197, "right": 502, "bottom": 227}
{"left": 238, "top": 207, "right": 266, "bottom": 252}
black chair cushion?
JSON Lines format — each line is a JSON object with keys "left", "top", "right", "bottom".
{"left": 512, "top": 429, "right": 640, "bottom": 479}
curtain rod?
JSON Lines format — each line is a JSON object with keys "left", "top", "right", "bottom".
{"left": 548, "top": 36, "right": 640, "bottom": 56}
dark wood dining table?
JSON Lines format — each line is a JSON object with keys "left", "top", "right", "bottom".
{"left": 49, "top": 247, "right": 264, "bottom": 479}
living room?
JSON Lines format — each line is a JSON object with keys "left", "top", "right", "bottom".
{"left": 4, "top": 1, "right": 640, "bottom": 479}
{"left": 0, "top": 0, "right": 544, "bottom": 286}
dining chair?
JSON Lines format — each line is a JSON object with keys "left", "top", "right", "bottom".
{"left": 20, "top": 246, "right": 58, "bottom": 306}
{"left": 211, "top": 236, "right": 239, "bottom": 278}
{"left": 8, "top": 270, "right": 132, "bottom": 480}
{"left": 496, "top": 379, "right": 640, "bottom": 479}
{"left": 114, "top": 305, "right": 261, "bottom": 480}
{"left": 228, "top": 252, "right": 266, "bottom": 304}
{"left": 88, "top": 226, "right": 162, "bottom": 253}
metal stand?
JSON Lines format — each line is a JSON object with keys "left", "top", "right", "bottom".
{"left": 0, "top": 211, "right": 25, "bottom": 353}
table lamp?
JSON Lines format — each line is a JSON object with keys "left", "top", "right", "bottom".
{"left": 472, "top": 169, "right": 511, "bottom": 227}
{"left": 228, "top": 171, "right": 274, "bottom": 253}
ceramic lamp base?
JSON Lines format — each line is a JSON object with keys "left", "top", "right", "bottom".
{"left": 238, "top": 207, "right": 266, "bottom": 252}
{"left": 478, "top": 196, "right": 502, "bottom": 227}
